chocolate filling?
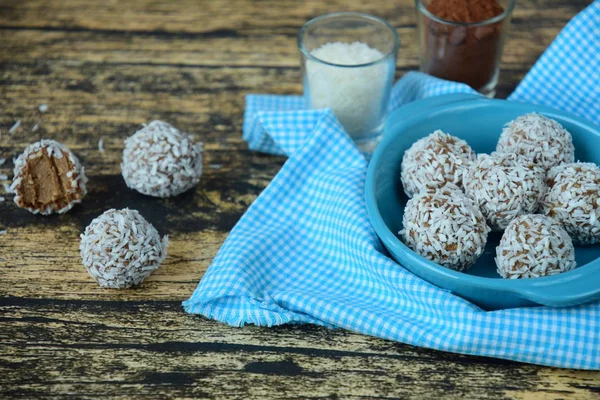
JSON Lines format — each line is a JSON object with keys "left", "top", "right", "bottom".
{"left": 16, "top": 150, "right": 84, "bottom": 212}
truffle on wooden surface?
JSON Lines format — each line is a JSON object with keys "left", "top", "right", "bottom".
{"left": 10, "top": 139, "right": 87, "bottom": 215}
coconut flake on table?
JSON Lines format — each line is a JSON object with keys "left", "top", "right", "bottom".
{"left": 98, "top": 138, "right": 105, "bottom": 152}
{"left": 0, "top": 174, "right": 7, "bottom": 180}
{"left": 39, "top": 104, "right": 48, "bottom": 112}
{"left": 8, "top": 120, "right": 21, "bottom": 134}
{"left": 32, "top": 124, "right": 39, "bottom": 132}
{"left": 306, "top": 41, "right": 390, "bottom": 137}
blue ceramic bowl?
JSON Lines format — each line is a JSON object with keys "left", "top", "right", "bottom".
{"left": 366, "top": 93, "right": 600, "bottom": 310}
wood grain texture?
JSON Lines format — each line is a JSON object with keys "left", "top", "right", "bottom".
{"left": 2, "top": 297, "right": 600, "bottom": 400}
{"left": 0, "top": 0, "right": 598, "bottom": 398}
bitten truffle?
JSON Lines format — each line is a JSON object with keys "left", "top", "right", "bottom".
{"left": 496, "top": 113, "right": 574, "bottom": 172}
{"left": 540, "top": 162, "right": 600, "bottom": 244}
{"left": 495, "top": 214, "right": 576, "bottom": 279}
{"left": 399, "top": 184, "right": 490, "bottom": 271}
{"left": 121, "top": 121, "right": 203, "bottom": 198}
{"left": 464, "top": 152, "right": 546, "bottom": 231}
{"left": 80, "top": 208, "right": 168, "bottom": 289}
{"left": 401, "top": 130, "right": 476, "bottom": 198}
{"left": 10, "top": 139, "right": 87, "bottom": 215}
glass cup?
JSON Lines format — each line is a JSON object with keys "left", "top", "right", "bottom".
{"left": 415, "top": 0, "right": 515, "bottom": 97}
{"left": 298, "top": 12, "right": 400, "bottom": 152}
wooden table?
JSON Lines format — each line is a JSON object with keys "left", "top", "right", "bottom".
{"left": 1, "top": 0, "right": 598, "bottom": 398}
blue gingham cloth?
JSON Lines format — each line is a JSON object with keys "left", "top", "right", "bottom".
{"left": 184, "top": 2, "right": 600, "bottom": 369}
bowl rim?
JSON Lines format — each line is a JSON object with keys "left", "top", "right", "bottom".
{"left": 365, "top": 94, "right": 600, "bottom": 306}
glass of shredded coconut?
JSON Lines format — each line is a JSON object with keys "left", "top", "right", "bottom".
{"left": 298, "top": 12, "right": 400, "bottom": 153}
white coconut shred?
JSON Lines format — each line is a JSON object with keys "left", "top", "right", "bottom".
{"left": 497, "top": 113, "right": 574, "bottom": 172}
{"left": 306, "top": 42, "right": 391, "bottom": 137}
{"left": 464, "top": 152, "right": 546, "bottom": 231}
{"left": 80, "top": 208, "right": 168, "bottom": 289}
{"left": 400, "top": 184, "right": 490, "bottom": 271}
{"left": 401, "top": 130, "right": 476, "bottom": 198}
{"left": 541, "top": 162, "right": 600, "bottom": 244}
{"left": 496, "top": 214, "right": 576, "bottom": 279}
{"left": 121, "top": 120, "right": 203, "bottom": 198}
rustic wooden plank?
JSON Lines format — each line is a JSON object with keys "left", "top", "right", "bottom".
{"left": 0, "top": 0, "right": 597, "bottom": 398}
{"left": 0, "top": 0, "right": 591, "bottom": 100}
{"left": 0, "top": 0, "right": 587, "bottom": 33}
{"left": 0, "top": 25, "right": 573, "bottom": 68}
{"left": 0, "top": 28, "right": 565, "bottom": 104}
{"left": 1, "top": 298, "right": 599, "bottom": 399}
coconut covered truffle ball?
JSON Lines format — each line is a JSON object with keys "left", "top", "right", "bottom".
{"left": 464, "top": 152, "right": 546, "bottom": 231}
{"left": 399, "top": 184, "right": 490, "bottom": 271}
{"left": 9, "top": 139, "right": 87, "bottom": 215}
{"left": 540, "top": 162, "right": 600, "bottom": 244}
{"left": 496, "top": 113, "right": 574, "bottom": 172}
{"left": 495, "top": 214, "right": 576, "bottom": 279}
{"left": 80, "top": 208, "right": 168, "bottom": 289}
{"left": 121, "top": 120, "right": 203, "bottom": 198}
{"left": 401, "top": 130, "right": 476, "bottom": 198}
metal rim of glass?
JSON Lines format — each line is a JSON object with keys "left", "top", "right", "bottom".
{"left": 414, "top": 0, "right": 516, "bottom": 27}
{"left": 297, "top": 12, "right": 401, "bottom": 69}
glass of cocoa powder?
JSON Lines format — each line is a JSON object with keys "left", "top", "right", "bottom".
{"left": 415, "top": 0, "right": 515, "bottom": 97}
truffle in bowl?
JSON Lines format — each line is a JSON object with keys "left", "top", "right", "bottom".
{"left": 365, "top": 93, "right": 600, "bottom": 310}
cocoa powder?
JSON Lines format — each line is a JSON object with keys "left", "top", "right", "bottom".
{"left": 420, "top": 0, "right": 508, "bottom": 93}
{"left": 427, "top": 0, "right": 504, "bottom": 24}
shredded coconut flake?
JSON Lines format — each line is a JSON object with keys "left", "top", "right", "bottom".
{"left": 464, "top": 152, "right": 546, "bottom": 231}
{"left": 9, "top": 120, "right": 21, "bottom": 134}
{"left": 496, "top": 214, "right": 576, "bottom": 279}
{"left": 496, "top": 113, "right": 574, "bottom": 172}
{"left": 0, "top": 158, "right": 5, "bottom": 166}
{"left": 0, "top": 174, "right": 7, "bottom": 180}
{"left": 541, "top": 162, "right": 600, "bottom": 244}
{"left": 80, "top": 208, "right": 168, "bottom": 289}
{"left": 401, "top": 130, "right": 476, "bottom": 198}
{"left": 98, "top": 138, "right": 105, "bottom": 153}
{"left": 306, "top": 41, "right": 391, "bottom": 137}
{"left": 0, "top": 230, "right": 6, "bottom": 235}
{"left": 399, "top": 184, "right": 490, "bottom": 271}
{"left": 39, "top": 104, "right": 48, "bottom": 112}
{"left": 32, "top": 124, "right": 39, "bottom": 132}
{"left": 121, "top": 120, "right": 203, "bottom": 198}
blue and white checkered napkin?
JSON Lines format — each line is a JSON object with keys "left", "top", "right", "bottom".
{"left": 185, "top": 2, "right": 600, "bottom": 369}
